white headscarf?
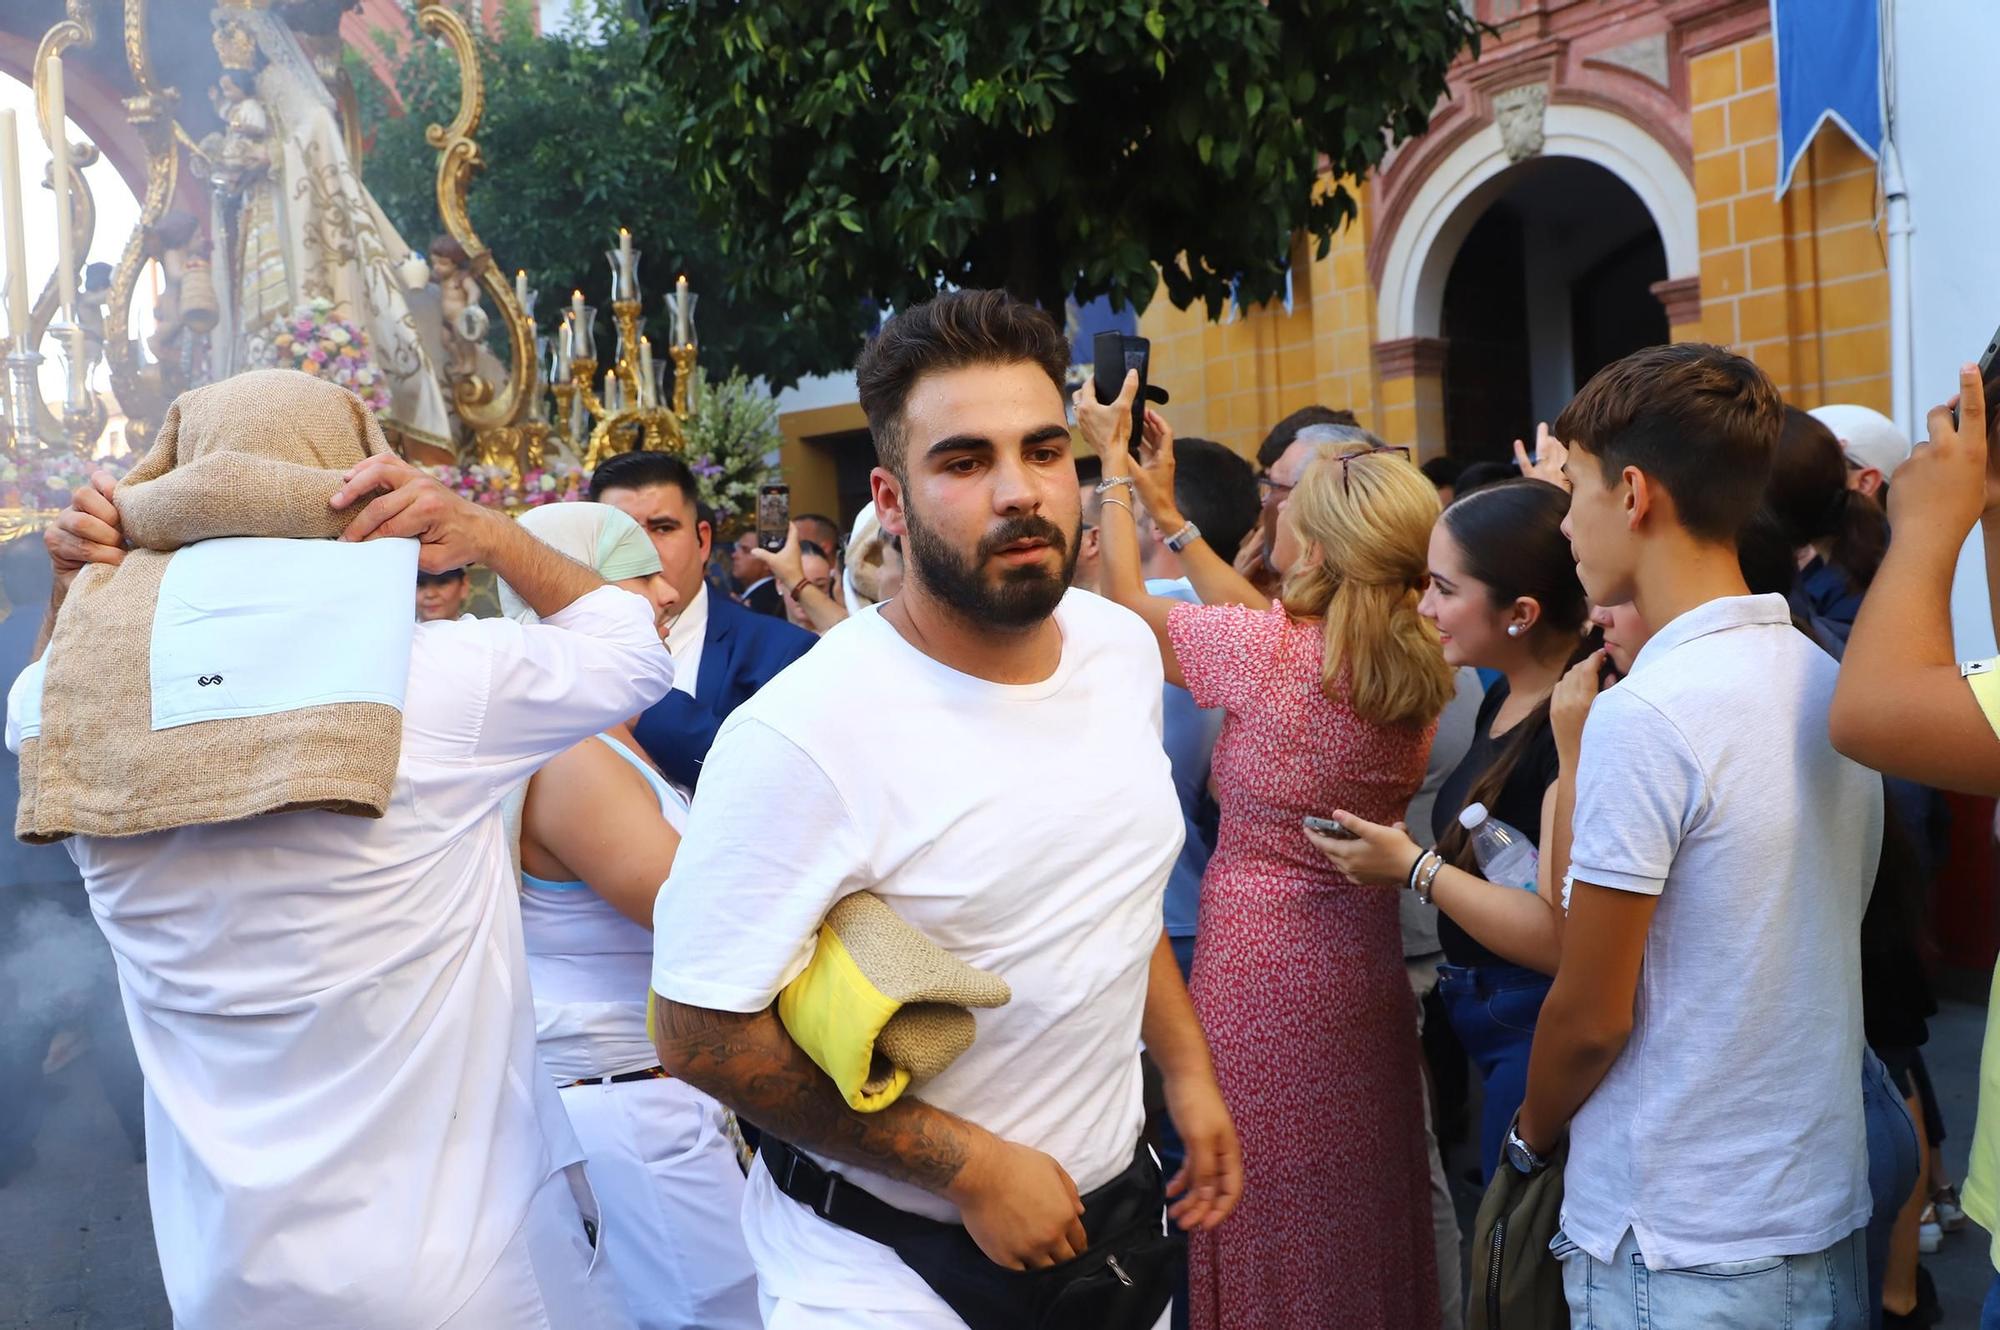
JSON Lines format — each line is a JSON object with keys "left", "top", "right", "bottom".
{"left": 498, "top": 502, "right": 662, "bottom": 622}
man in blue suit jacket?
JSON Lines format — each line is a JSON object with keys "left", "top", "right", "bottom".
{"left": 591, "top": 452, "right": 816, "bottom": 789}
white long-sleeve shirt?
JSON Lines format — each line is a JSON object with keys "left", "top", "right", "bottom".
{"left": 7, "top": 584, "right": 674, "bottom": 1329}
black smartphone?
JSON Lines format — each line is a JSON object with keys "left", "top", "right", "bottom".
{"left": 1956, "top": 322, "right": 2000, "bottom": 429}
{"left": 1093, "top": 331, "right": 1151, "bottom": 451}
{"left": 756, "top": 483, "right": 790, "bottom": 553}
{"left": 1302, "top": 815, "right": 1357, "bottom": 840}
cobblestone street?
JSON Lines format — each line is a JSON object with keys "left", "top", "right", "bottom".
{"left": 2, "top": 997, "right": 1995, "bottom": 1328}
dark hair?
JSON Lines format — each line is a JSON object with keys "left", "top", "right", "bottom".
{"left": 1073, "top": 454, "right": 1103, "bottom": 487}
{"left": 799, "top": 540, "right": 830, "bottom": 562}
{"left": 1420, "top": 455, "right": 1467, "bottom": 493}
{"left": 1735, "top": 508, "right": 1799, "bottom": 600}
{"left": 1433, "top": 480, "right": 1594, "bottom": 872}
{"left": 1767, "top": 406, "right": 1887, "bottom": 594}
{"left": 588, "top": 450, "right": 700, "bottom": 505}
{"left": 417, "top": 568, "right": 466, "bottom": 586}
{"left": 1170, "top": 437, "right": 1260, "bottom": 564}
{"left": 1554, "top": 342, "right": 1781, "bottom": 541}
{"left": 795, "top": 512, "right": 842, "bottom": 545}
{"left": 428, "top": 234, "right": 471, "bottom": 265}
{"left": 854, "top": 290, "right": 1070, "bottom": 478}
{"left": 1452, "top": 460, "right": 1520, "bottom": 497}
{"left": 1257, "top": 405, "right": 1358, "bottom": 471}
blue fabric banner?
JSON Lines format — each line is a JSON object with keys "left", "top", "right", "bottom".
{"left": 1772, "top": 0, "right": 1883, "bottom": 195}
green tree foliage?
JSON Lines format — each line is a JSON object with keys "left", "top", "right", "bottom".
{"left": 642, "top": 0, "right": 1481, "bottom": 337}
{"left": 352, "top": 0, "right": 865, "bottom": 387}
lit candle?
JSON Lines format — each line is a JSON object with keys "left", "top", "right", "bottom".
{"left": 638, "top": 337, "right": 655, "bottom": 408}
{"left": 554, "top": 319, "right": 572, "bottom": 383}
{"left": 571, "top": 288, "right": 585, "bottom": 327}
{"left": 47, "top": 55, "right": 77, "bottom": 324}
{"left": 618, "top": 227, "right": 634, "bottom": 291}
{"left": 675, "top": 274, "right": 691, "bottom": 346}
{"left": 1, "top": 109, "right": 29, "bottom": 342}
{"left": 514, "top": 268, "right": 528, "bottom": 308}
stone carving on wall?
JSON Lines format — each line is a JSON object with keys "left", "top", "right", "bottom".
{"left": 1493, "top": 84, "right": 1549, "bottom": 162}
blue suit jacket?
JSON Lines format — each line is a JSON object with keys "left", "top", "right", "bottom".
{"left": 633, "top": 589, "right": 816, "bottom": 789}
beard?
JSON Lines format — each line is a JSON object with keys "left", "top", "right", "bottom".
{"left": 902, "top": 500, "right": 1078, "bottom": 629}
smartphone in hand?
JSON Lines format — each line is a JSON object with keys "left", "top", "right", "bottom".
{"left": 757, "top": 484, "right": 790, "bottom": 553}
{"left": 1302, "top": 815, "right": 1357, "bottom": 840}
{"left": 1956, "top": 322, "right": 2000, "bottom": 429}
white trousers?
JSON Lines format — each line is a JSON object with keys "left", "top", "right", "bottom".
{"left": 561, "top": 1074, "right": 761, "bottom": 1330}
{"left": 434, "top": 1164, "right": 635, "bottom": 1330}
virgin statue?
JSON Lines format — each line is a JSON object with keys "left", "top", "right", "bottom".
{"left": 206, "top": 3, "right": 455, "bottom": 456}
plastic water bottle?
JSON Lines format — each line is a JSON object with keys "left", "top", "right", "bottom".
{"left": 1458, "top": 802, "right": 1539, "bottom": 891}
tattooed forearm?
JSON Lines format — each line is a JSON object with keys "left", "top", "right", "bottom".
{"left": 652, "top": 996, "right": 982, "bottom": 1195}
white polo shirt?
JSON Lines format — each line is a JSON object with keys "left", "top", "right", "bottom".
{"left": 1559, "top": 594, "right": 1880, "bottom": 1270}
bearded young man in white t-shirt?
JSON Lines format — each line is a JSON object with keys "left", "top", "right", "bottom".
{"left": 650, "top": 289, "right": 1241, "bottom": 1329}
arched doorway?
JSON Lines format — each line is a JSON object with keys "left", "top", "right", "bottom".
{"left": 1440, "top": 157, "right": 1667, "bottom": 458}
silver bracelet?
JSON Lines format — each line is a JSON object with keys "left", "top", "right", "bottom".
{"left": 1098, "top": 495, "right": 1134, "bottom": 517}
{"left": 1417, "top": 853, "right": 1448, "bottom": 905}
{"left": 1095, "top": 474, "right": 1136, "bottom": 495}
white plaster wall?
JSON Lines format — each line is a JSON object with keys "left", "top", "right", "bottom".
{"left": 1889, "top": 0, "right": 2000, "bottom": 658}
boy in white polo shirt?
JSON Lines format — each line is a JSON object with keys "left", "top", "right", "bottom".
{"left": 1513, "top": 343, "right": 1881, "bottom": 1329}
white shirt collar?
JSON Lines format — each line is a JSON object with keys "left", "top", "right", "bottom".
{"left": 667, "top": 581, "right": 710, "bottom": 662}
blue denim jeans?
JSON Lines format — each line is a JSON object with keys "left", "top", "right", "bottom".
{"left": 1983, "top": 1269, "right": 2000, "bottom": 1330}
{"left": 1860, "top": 1049, "right": 1919, "bottom": 1329}
{"left": 1436, "top": 961, "right": 1551, "bottom": 1181}
{"left": 1552, "top": 1225, "right": 1868, "bottom": 1329}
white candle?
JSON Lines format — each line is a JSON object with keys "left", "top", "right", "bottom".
{"left": 554, "top": 319, "right": 571, "bottom": 383}
{"left": 675, "top": 274, "right": 691, "bottom": 346}
{"left": 639, "top": 337, "right": 654, "bottom": 408}
{"left": 47, "top": 56, "right": 77, "bottom": 324}
{"left": 1, "top": 109, "right": 29, "bottom": 342}
{"left": 514, "top": 268, "right": 528, "bottom": 308}
{"left": 571, "top": 288, "right": 585, "bottom": 325}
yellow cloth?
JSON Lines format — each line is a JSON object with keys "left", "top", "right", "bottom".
{"left": 777, "top": 894, "right": 1010, "bottom": 1113}
{"left": 1957, "top": 660, "right": 2000, "bottom": 1269}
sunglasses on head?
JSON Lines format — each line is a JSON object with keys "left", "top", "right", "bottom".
{"left": 1337, "top": 444, "right": 1413, "bottom": 492}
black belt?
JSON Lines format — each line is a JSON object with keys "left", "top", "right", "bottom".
{"left": 561, "top": 1065, "right": 670, "bottom": 1088}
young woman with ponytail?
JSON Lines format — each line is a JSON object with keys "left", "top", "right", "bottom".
{"left": 1309, "top": 478, "right": 1592, "bottom": 1181}
{"left": 1770, "top": 404, "right": 1891, "bottom": 649}
{"left": 1078, "top": 377, "right": 1453, "bottom": 1330}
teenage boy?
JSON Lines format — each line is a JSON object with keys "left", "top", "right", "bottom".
{"left": 1516, "top": 343, "right": 1882, "bottom": 1327}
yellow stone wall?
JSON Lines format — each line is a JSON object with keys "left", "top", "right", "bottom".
{"left": 1688, "top": 32, "right": 1891, "bottom": 411}
{"left": 1132, "top": 29, "right": 1893, "bottom": 461}
{"left": 1140, "top": 182, "right": 1383, "bottom": 460}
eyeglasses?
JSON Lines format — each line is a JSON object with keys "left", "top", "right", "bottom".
{"left": 1257, "top": 477, "right": 1293, "bottom": 503}
{"left": 1337, "top": 444, "right": 1414, "bottom": 493}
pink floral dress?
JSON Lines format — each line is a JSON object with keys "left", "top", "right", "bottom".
{"left": 1168, "top": 602, "right": 1439, "bottom": 1330}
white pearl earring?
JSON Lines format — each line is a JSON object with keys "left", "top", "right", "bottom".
{"left": 1507, "top": 624, "right": 1523, "bottom": 637}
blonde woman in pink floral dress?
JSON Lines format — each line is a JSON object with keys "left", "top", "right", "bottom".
{"left": 1078, "top": 377, "right": 1454, "bottom": 1329}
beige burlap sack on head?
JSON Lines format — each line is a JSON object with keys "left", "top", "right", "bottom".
{"left": 778, "top": 892, "right": 1012, "bottom": 1112}
{"left": 16, "top": 369, "right": 403, "bottom": 843}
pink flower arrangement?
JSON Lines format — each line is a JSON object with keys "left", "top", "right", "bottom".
{"left": 422, "top": 460, "right": 586, "bottom": 511}
{"left": 2, "top": 454, "right": 129, "bottom": 512}
{"left": 251, "top": 298, "right": 393, "bottom": 415}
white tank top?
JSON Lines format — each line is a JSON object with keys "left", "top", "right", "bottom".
{"left": 520, "top": 734, "right": 689, "bottom": 1081}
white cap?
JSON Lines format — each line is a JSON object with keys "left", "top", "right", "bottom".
{"left": 1457, "top": 802, "right": 1489, "bottom": 831}
{"left": 1809, "top": 404, "right": 1912, "bottom": 480}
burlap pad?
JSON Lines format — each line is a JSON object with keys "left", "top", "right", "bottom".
{"left": 16, "top": 371, "right": 403, "bottom": 843}
{"left": 825, "top": 893, "right": 1010, "bottom": 1096}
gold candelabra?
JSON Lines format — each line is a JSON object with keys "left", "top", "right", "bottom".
{"left": 548, "top": 239, "right": 699, "bottom": 472}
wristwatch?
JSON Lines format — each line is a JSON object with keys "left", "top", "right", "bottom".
{"left": 1164, "top": 520, "right": 1202, "bottom": 553}
{"left": 1503, "top": 1115, "right": 1552, "bottom": 1176}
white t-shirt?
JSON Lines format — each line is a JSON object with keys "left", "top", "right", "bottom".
{"left": 652, "top": 589, "right": 1183, "bottom": 1310}
{"left": 1559, "top": 594, "right": 1880, "bottom": 1270}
